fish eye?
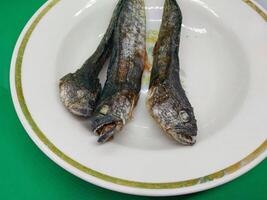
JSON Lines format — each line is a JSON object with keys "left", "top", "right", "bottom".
{"left": 179, "top": 110, "right": 190, "bottom": 123}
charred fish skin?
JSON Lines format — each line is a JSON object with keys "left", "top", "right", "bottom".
{"left": 89, "top": 0, "right": 146, "bottom": 143}
{"left": 59, "top": 0, "right": 125, "bottom": 117}
{"left": 147, "top": 0, "right": 197, "bottom": 145}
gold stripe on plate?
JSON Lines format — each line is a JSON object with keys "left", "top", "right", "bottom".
{"left": 243, "top": 0, "right": 267, "bottom": 21}
{"left": 15, "top": 0, "right": 267, "bottom": 189}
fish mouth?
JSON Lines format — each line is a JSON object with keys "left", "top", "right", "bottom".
{"left": 95, "top": 123, "right": 116, "bottom": 144}
{"left": 89, "top": 114, "right": 123, "bottom": 144}
{"left": 172, "top": 134, "right": 196, "bottom": 145}
{"left": 168, "top": 128, "right": 197, "bottom": 146}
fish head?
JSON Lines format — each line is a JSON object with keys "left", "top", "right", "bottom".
{"left": 169, "top": 106, "right": 197, "bottom": 145}
{"left": 89, "top": 90, "right": 137, "bottom": 143}
{"left": 147, "top": 83, "right": 197, "bottom": 145}
{"left": 59, "top": 73, "right": 101, "bottom": 117}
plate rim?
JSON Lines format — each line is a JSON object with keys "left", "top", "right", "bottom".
{"left": 9, "top": 0, "right": 267, "bottom": 196}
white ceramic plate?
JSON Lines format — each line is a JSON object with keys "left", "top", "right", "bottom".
{"left": 10, "top": 0, "right": 267, "bottom": 196}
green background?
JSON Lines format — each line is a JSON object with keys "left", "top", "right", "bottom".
{"left": 0, "top": 0, "right": 266, "bottom": 199}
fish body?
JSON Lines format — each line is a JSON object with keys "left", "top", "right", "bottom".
{"left": 147, "top": 0, "right": 197, "bottom": 145}
{"left": 59, "top": 0, "right": 125, "bottom": 117}
{"left": 89, "top": 0, "right": 146, "bottom": 143}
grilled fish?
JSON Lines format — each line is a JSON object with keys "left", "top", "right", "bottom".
{"left": 89, "top": 0, "right": 146, "bottom": 143}
{"left": 147, "top": 0, "right": 198, "bottom": 145}
{"left": 59, "top": 0, "right": 125, "bottom": 117}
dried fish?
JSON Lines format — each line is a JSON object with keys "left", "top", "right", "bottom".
{"left": 147, "top": 0, "right": 198, "bottom": 145}
{"left": 89, "top": 0, "right": 146, "bottom": 143}
{"left": 59, "top": 0, "right": 125, "bottom": 117}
